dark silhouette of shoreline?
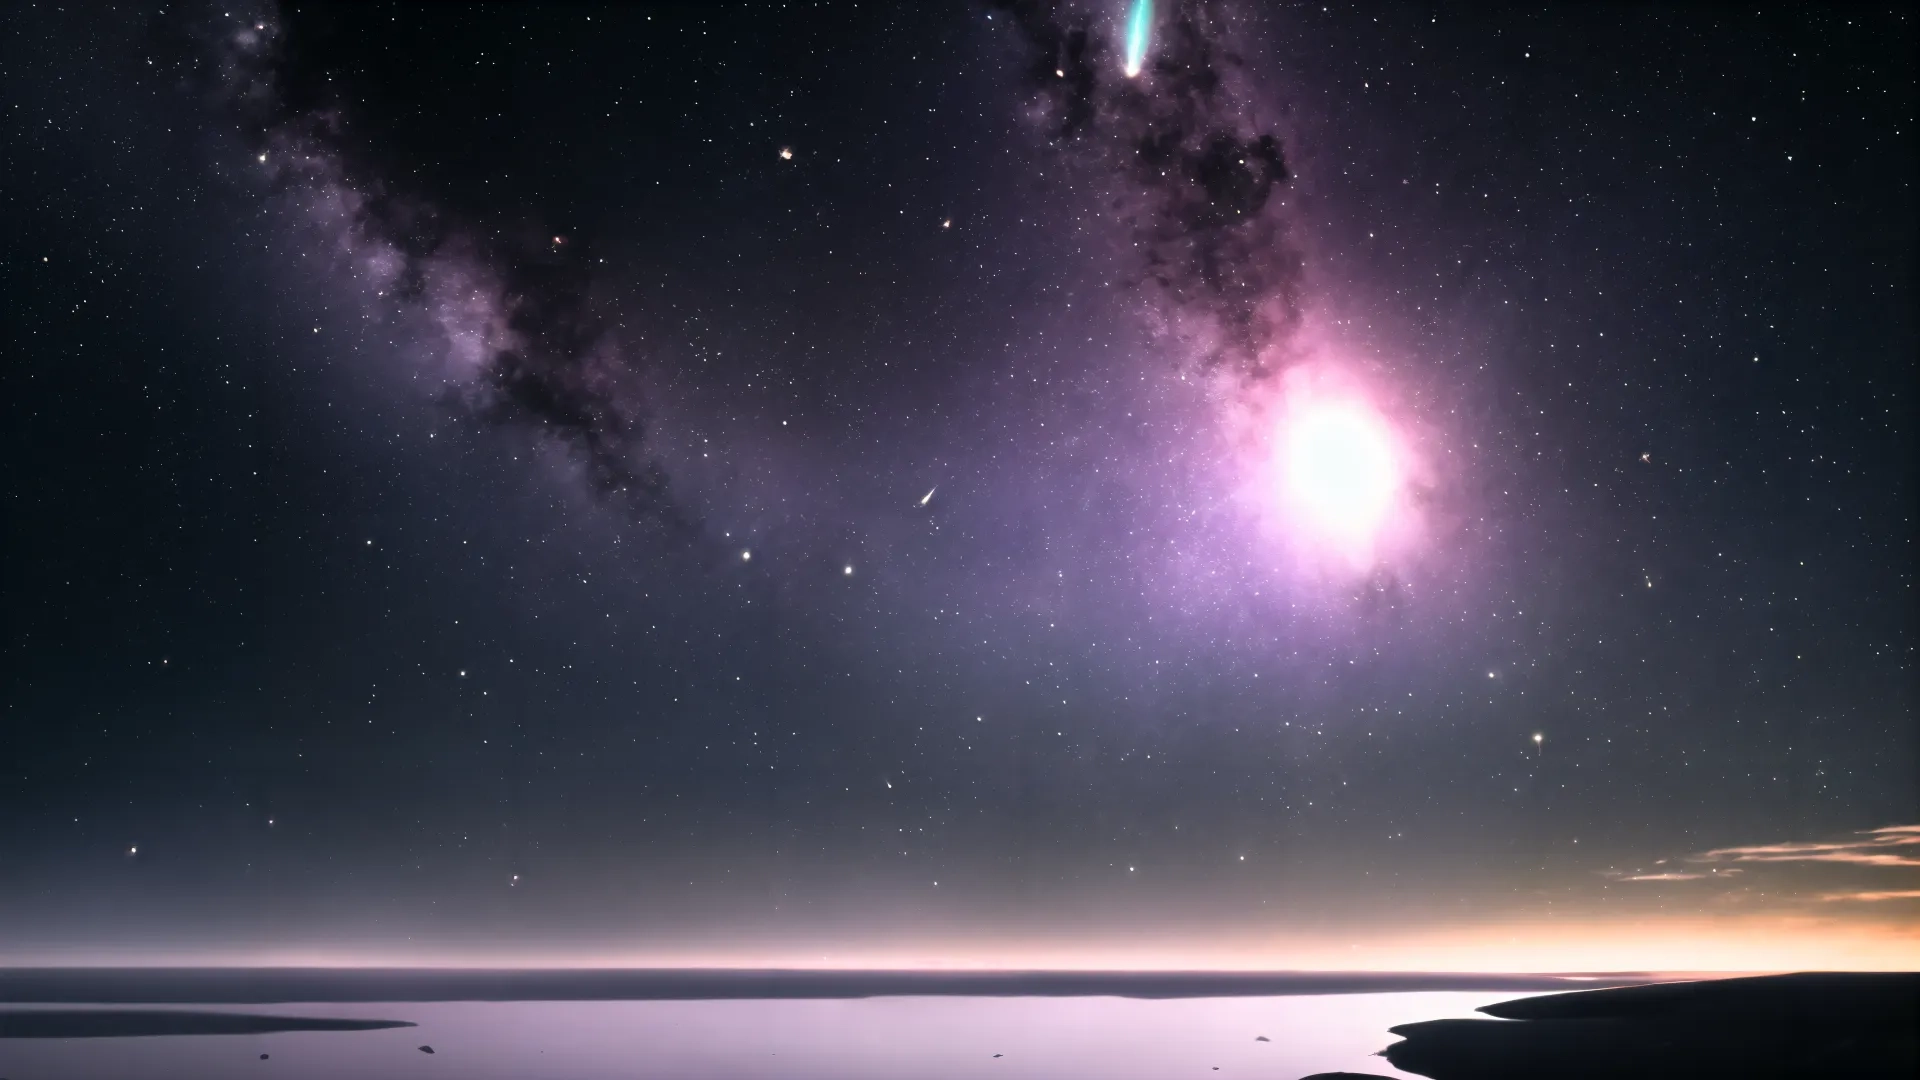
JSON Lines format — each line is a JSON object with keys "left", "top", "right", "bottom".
{"left": 1372, "top": 971, "right": 1919, "bottom": 1079}
{"left": 0, "top": 967, "right": 1646, "bottom": 1003}
{"left": 0, "top": 1010, "right": 415, "bottom": 1038}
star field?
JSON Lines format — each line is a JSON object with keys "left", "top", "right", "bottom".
{"left": 0, "top": 1, "right": 1914, "bottom": 970}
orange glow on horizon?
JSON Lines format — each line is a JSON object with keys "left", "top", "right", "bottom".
{"left": 10, "top": 911, "right": 1917, "bottom": 973}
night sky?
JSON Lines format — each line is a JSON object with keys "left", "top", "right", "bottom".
{"left": 3, "top": 1, "right": 1915, "bottom": 972}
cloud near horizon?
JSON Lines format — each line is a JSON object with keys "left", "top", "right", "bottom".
{"left": 1818, "top": 889, "right": 1920, "bottom": 903}
{"left": 1606, "top": 825, "right": 1920, "bottom": 903}
{"left": 1603, "top": 868, "right": 1743, "bottom": 882}
{"left": 1698, "top": 824, "right": 1920, "bottom": 869}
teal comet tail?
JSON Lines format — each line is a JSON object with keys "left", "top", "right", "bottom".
{"left": 1123, "top": 0, "right": 1153, "bottom": 76}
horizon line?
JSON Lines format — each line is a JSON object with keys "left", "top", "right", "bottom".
{"left": 0, "top": 967, "right": 1697, "bottom": 1004}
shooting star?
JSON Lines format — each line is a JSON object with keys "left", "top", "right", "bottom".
{"left": 1122, "top": 0, "right": 1153, "bottom": 78}
{"left": 920, "top": 487, "right": 937, "bottom": 507}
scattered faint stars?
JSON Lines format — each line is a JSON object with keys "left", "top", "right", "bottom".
{"left": 2, "top": 1, "right": 1910, "bottom": 971}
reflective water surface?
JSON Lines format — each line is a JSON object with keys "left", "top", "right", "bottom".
{"left": 0, "top": 992, "right": 1500, "bottom": 1079}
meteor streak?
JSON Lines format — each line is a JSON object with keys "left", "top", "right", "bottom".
{"left": 1122, "top": 0, "right": 1153, "bottom": 77}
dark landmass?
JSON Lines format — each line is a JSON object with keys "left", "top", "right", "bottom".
{"left": 1379, "top": 972, "right": 1919, "bottom": 1079}
{"left": 0, "top": 968, "right": 1647, "bottom": 1004}
{"left": 0, "top": 1010, "right": 415, "bottom": 1039}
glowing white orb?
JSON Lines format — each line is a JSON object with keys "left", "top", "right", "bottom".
{"left": 1279, "top": 399, "right": 1401, "bottom": 546}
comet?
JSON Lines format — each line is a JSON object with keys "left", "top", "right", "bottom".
{"left": 1122, "top": 0, "right": 1153, "bottom": 78}
{"left": 920, "top": 487, "right": 937, "bottom": 506}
